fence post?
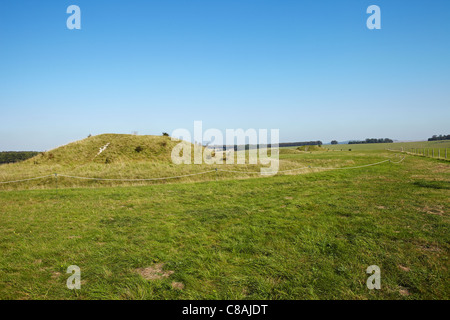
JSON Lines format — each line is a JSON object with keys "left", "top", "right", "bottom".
{"left": 432, "top": 149, "right": 434, "bottom": 158}
{"left": 446, "top": 148, "right": 448, "bottom": 159}
{"left": 438, "top": 149, "right": 440, "bottom": 159}
{"left": 55, "top": 173, "right": 58, "bottom": 189}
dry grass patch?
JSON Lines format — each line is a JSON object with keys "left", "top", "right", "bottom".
{"left": 398, "top": 265, "right": 410, "bottom": 272}
{"left": 421, "top": 205, "right": 446, "bottom": 216}
{"left": 135, "top": 263, "right": 174, "bottom": 280}
{"left": 417, "top": 244, "right": 442, "bottom": 253}
{"left": 171, "top": 282, "right": 185, "bottom": 290}
{"left": 399, "top": 287, "right": 410, "bottom": 296}
{"left": 431, "top": 164, "right": 450, "bottom": 174}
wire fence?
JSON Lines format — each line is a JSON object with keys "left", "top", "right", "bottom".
{"left": 0, "top": 156, "right": 405, "bottom": 185}
{"left": 387, "top": 148, "right": 448, "bottom": 160}
{"left": 0, "top": 174, "right": 55, "bottom": 185}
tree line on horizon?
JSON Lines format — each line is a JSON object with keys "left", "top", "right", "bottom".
{"left": 0, "top": 151, "right": 39, "bottom": 165}
{"left": 348, "top": 138, "right": 393, "bottom": 145}
{"left": 428, "top": 134, "right": 450, "bottom": 141}
{"left": 212, "top": 141, "right": 323, "bottom": 151}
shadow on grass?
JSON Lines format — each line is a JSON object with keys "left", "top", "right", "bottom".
{"left": 413, "top": 180, "right": 450, "bottom": 190}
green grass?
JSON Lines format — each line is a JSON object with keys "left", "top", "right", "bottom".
{"left": 0, "top": 149, "right": 448, "bottom": 300}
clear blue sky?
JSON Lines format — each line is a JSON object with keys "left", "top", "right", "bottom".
{"left": 1, "top": 0, "right": 449, "bottom": 151}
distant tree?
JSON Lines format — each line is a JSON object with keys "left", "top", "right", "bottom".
{"left": 87, "top": 134, "right": 92, "bottom": 138}
{"left": 331, "top": 140, "right": 338, "bottom": 145}
{"left": 162, "top": 132, "right": 170, "bottom": 137}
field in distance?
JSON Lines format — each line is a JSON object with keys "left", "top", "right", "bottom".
{"left": 326, "top": 140, "right": 450, "bottom": 151}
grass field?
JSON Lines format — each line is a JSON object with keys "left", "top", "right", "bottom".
{"left": 326, "top": 140, "right": 450, "bottom": 152}
{"left": 0, "top": 137, "right": 448, "bottom": 300}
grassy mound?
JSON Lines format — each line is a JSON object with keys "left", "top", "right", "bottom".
{"left": 29, "top": 134, "right": 181, "bottom": 165}
{"left": 296, "top": 145, "right": 325, "bottom": 152}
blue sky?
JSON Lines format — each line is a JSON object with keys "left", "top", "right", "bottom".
{"left": 1, "top": 0, "right": 449, "bottom": 150}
